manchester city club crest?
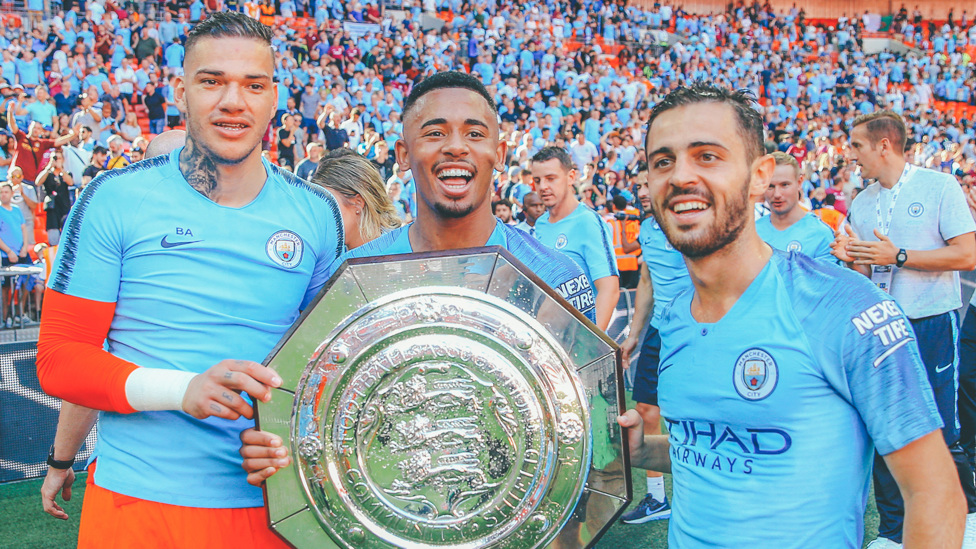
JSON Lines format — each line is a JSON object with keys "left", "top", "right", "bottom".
{"left": 266, "top": 230, "right": 304, "bottom": 269}
{"left": 907, "top": 202, "right": 924, "bottom": 217}
{"left": 732, "top": 348, "right": 778, "bottom": 401}
{"left": 786, "top": 240, "right": 802, "bottom": 253}
{"left": 555, "top": 233, "right": 568, "bottom": 249}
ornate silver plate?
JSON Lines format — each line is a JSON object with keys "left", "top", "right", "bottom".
{"left": 257, "top": 247, "right": 630, "bottom": 549}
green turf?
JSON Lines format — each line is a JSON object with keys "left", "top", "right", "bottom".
{"left": 0, "top": 474, "right": 87, "bottom": 548}
{"left": 0, "top": 470, "right": 880, "bottom": 549}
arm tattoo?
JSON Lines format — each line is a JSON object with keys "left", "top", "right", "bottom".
{"left": 178, "top": 135, "right": 218, "bottom": 199}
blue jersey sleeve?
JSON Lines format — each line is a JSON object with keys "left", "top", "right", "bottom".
{"left": 503, "top": 224, "right": 597, "bottom": 323}
{"left": 796, "top": 257, "right": 942, "bottom": 455}
{"left": 48, "top": 168, "right": 137, "bottom": 302}
{"left": 584, "top": 214, "right": 619, "bottom": 282}
{"left": 809, "top": 216, "right": 837, "bottom": 263}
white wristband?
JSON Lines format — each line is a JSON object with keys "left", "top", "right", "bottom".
{"left": 125, "top": 368, "right": 198, "bottom": 412}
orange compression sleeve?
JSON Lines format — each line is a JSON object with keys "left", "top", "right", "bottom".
{"left": 37, "top": 290, "right": 138, "bottom": 414}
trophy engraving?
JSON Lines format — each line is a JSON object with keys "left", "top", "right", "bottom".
{"left": 258, "top": 249, "right": 630, "bottom": 549}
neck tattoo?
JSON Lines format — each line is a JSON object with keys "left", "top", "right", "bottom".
{"left": 178, "top": 136, "right": 218, "bottom": 199}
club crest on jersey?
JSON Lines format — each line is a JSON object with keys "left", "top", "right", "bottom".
{"left": 733, "top": 348, "right": 778, "bottom": 401}
{"left": 555, "top": 234, "right": 568, "bottom": 249}
{"left": 907, "top": 202, "right": 924, "bottom": 217}
{"left": 266, "top": 230, "right": 304, "bottom": 269}
{"left": 786, "top": 240, "right": 802, "bottom": 253}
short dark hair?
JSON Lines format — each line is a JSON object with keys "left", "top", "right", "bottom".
{"left": 645, "top": 83, "right": 765, "bottom": 163}
{"left": 531, "top": 146, "right": 575, "bottom": 173}
{"left": 492, "top": 199, "right": 512, "bottom": 212}
{"left": 402, "top": 71, "right": 497, "bottom": 120}
{"left": 613, "top": 194, "right": 627, "bottom": 210}
{"left": 93, "top": 145, "right": 108, "bottom": 155}
{"left": 851, "top": 110, "right": 907, "bottom": 152}
{"left": 185, "top": 12, "right": 273, "bottom": 58}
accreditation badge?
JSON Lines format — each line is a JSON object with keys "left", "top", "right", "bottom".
{"left": 871, "top": 265, "right": 894, "bottom": 294}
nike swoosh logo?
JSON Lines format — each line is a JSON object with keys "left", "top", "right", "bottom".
{"left": 658, "top": 363, "right": 674, "bottom": 375}
{"left": 935, "top": 363, "right": 953, "bottom": 374}
{"left": 160, "top": 235, "right": 203, "bottom": 249}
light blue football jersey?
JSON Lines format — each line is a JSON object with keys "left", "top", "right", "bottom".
{"left": 756, "top": 212, "right": 835, "bottom": 262}
{"left": 48, "top": 148, "right": 345, "bottom": 508}
{"left": 657, "top": 251, "right": 941, "bottom": 548}
{"left": 343, "top": 218, "right": 597, "bottom": 322}
{"left": 534, "top": 203, "right": 619, "bottom": 289}
{"left": 638, "top": 216, "right": 691, "bottom": 327}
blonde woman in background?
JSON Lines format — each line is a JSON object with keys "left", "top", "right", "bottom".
{"left": 310, "top": 148, "right": 401, "bottom": 250}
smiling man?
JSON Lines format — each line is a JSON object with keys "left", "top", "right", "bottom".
{"left": 617, "top": 84, "right": 964, "bottom": 548}
{"left": 37, "top": 13, "right": 343, "bottom": 547}
{"left": 239, "top": 71, "right": 598, "bottom": 486}
{"left": 755, "top": 151, "right": 835, "bottom": 262}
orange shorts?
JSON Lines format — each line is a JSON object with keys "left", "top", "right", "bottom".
{"left": 79, "top": 464, "right": 290, "bottom": 549}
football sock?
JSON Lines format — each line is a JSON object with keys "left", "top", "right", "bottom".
{"left": 646, "top": 475, "right": 665, "bottom": 501}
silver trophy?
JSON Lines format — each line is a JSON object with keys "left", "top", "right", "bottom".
{"left": 257, "top": 247, "right": 631, "bottom": 548}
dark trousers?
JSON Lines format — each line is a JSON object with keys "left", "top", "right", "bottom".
{"left": 874, "top": 311, "right": 976, "bottom": 542}
{"left": 958, "top": 305, "right": 976, "bottom": 468}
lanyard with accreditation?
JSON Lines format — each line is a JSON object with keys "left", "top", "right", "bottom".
{"left": 871, "top": 163, "right": 916, "bottom": 293}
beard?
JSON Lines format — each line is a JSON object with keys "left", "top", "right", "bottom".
{"left": 651, "top": 175, "right": 752, "bottom": 259}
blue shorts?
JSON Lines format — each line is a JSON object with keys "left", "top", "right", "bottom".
{"left": 632, "top": 324, "right": 661, "bottom": 406}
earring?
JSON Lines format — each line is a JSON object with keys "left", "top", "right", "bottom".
{"left": 356, "top": 210, "right": 361, "bottom": 215}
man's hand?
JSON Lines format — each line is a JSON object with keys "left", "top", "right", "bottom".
{"left": 7, "top": 250, "right": 20, "bottom": 262}
{"left": 620, "top": 335, "right": 639, "bottom": 369}
{"left": 847, "top": 228, "right": 899, "bottom": 266}
{"left": 182, "top": 360, "right": 281, "bottom": 420}
{"left": 830, "top": 224, "right": 857, "bottom": 263}
{"left": 240, "top": 427, "right": 291, "bottom": 486}
{"left": 617, "top": 409, "right": 646, "bottom": 457}
{"left": 40, "top": 467, "right": 75, "bottom": 520}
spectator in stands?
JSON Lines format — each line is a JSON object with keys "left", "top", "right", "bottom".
{"left": 142, "top": 81, "right": 167, "bottom": 135}
{"left": 69, "top": 93, "right": 103, "bottom": 146}
{"left": 7, "top": 101, "right": 75, "bottom": 185}
{"left": 105, "top": 135, "right": 131, "bottom": 170}
{"left": 36, "top": 149, "right": 73, "bottom": 245}
{"left": 294, "top": 142, "right": 323, "bottom": 181}
{"left": 81, "top": 146, "right": 107, "bottom": 188}
{"left": 118, "top": 112, "right": 142, "bottom": 144}
{"left": 275, "top": 113, "right": 298, "bottom": 170}
{"left": 492, "top": 198, "right": 515, "bottom": 226}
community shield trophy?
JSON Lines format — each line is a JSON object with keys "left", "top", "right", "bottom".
{"left": 257, "top": 247, "right": 631, "bottom": 549}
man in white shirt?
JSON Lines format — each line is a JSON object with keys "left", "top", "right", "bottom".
{"left": 833, "top": 110, "right": 976, "bottom": 548}
{"left": 570, "top": 132, "right": 599, "bottom": 173}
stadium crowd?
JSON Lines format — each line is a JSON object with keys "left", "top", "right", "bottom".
{"left": 0, "top": 0, "right": 975, "bottom": 302}
{"left": 4, "top": 0, "right": 976, "bottom": 547}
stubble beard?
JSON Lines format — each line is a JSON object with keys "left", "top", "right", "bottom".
{"left": 652, "top": 176, "right": 752, "bottom": 259}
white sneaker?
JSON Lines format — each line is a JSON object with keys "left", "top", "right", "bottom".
{"left": 20, "top": 314, "right": 30, "bottom": 325}
{"left": 964, "top": 512, "right": 976, "bottom": 549}
{"left": 4, "top": 317, "right": 12, "bottom": 329}
{"left": 866, "top": 538, "right": 902, "bottom": 549}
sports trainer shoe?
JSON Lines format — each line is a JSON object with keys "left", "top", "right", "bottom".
{"left": 865, "top": 538, "right": 902, "bottom": 549}
{"left": 619, "top": 493, "right": 670, "bottom": 524}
